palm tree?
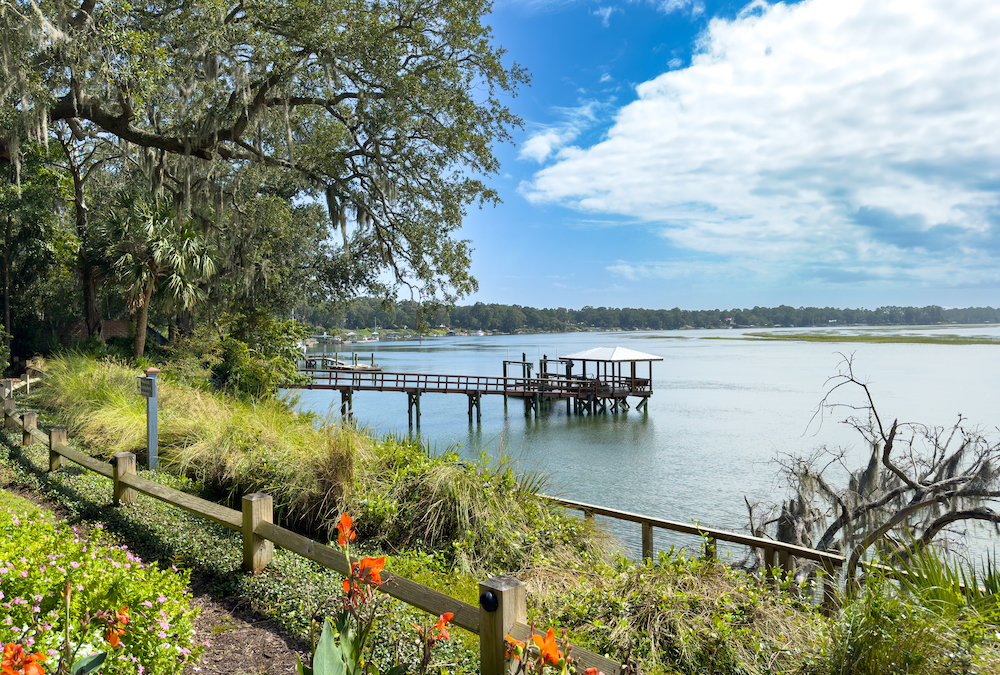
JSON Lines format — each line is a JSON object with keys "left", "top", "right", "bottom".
{"left": 101, "top": 192, "right": 215, "bottom": 358}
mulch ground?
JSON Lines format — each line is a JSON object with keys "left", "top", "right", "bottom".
{"left": 3, "top": 483, "right": 310, "bottom": 675}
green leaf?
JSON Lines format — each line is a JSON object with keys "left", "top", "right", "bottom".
{"left": 312, "top": 616, "right": 348, "bottom": 675}
{"left": 71, "top": 652, "right": 107, "bottom": 674}
{"left": 296, "top": 652, "right": 313, "bottom": 675}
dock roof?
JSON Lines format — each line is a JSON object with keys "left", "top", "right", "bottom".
{"left": 561, "top": 346, "right": 664, "bottom": 362}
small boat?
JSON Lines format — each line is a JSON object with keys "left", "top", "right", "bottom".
{"left": 320, "top": 357, "right": 381, "bottom": 372}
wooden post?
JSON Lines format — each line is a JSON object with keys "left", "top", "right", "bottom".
{"left": 242, "top": 492, "right": 274, "bottom": 573}
{"left": 821, "top": 557, "right": 839, "bottom": 616}
{"left": 20, "top": 373, "right": 29, "bottom": 395}
{"left": 641, "top": 521, "right": 654, "bottom": 560}
{"left": 3, "top": 394, "right": 15, "bottom": 430}
{"left": 479, "top": 576, "right": 526, "bottom": 675}
{"left": 48, "top": 428, "right": 67, "bottom": 472}
{"left": 762, "top": 546, "right": 777, "bottom": 582}
{"left": 21, "top": 412, "right": 36, "bottom": 446}
{"left": 779, "top": 550, "right": 794, "bottom": 576}
{"left": 583, "top": 508, "right": 594, "bottom": 524}
{"left": 113, "top": 452, "right": 137, "bottom": 506}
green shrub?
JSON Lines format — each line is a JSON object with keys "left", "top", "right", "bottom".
{"left": 534, "top": 550, "right": 827, "bottom": 675}
{"left": 820, "top": 569, "right": 1000, "bottom": 675}
{"left": 209, "top": 312, "right": 309, "bottom": 398}
{"left": 0, "top": 507, "right": 202, "bottom": 674}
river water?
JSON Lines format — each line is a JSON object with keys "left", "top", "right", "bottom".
{"left": 292, "top": 325, "right": 1000, "bottom": 558}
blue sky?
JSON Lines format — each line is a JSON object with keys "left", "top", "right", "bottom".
{"left": 455, "top": 0, "right": 1000, "bottom": 310}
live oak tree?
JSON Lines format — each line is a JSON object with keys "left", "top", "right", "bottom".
{"left": 2, "top": 0, "right": 526, "bottom": 333}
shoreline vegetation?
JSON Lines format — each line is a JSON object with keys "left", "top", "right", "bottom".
{"left": 299, "top": 299, "right": 1000, "bottom": 337}
{"left": 704, "top": 331, "right": 1000, "bottom": 345}
{"left": 2, "top": 353, "right": 999, "bottom": 674}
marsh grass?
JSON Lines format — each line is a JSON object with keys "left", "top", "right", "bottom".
{"left": 720, "top": 332, "right": 1000, "bottom": 345}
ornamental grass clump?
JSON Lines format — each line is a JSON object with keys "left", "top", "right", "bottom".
{"left": 351, "top": 439, "right": 609, "bottom": 576}
{"left": 32, "top": 354, "right": 356, "bottom": 536}
{"left": 0, "top": 507, "right": 201, "bottom": 674}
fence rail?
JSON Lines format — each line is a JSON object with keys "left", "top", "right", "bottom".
{"left": 2, "top": 377, "right": 619, "bottom": 674}
{"left": 543, "top": 494, "right": 845, "bottom": 612}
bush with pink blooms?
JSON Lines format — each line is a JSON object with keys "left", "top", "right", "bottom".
{"left": 0, "top": 507, "right": 202, "bottom": 674}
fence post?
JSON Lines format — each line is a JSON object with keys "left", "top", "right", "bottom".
{"left": 641, "top": 522, "right": 654, "bottom": 560}
{"left": 704, "top": 537, "right": 717, "bottom": 561}
{"left": 242, "top": 493, "right": 274, "bottom": 573}
{"left": 112, "top": 452, "right": 137, "bottom": 506}
{"left": 20, "top": 373, "right": 29, "bottom": 395}
{"left": 21, "top": 412, "right": 36, "bottom": 446}
{"left": 479, "top": 576, "right": 526, "bottom": 675}
{"left": 48, "top": 428, "right": 67, "bottom": 472}
{"left": 821, "top": 557, "right": 840, "bottom": 616}
{"left": 3, "top": 393, "right": 15, "bottom": 430}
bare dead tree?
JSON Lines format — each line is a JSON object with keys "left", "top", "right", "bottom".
{"left": 751, "top": 354, "right": 1000, "bottom": 592}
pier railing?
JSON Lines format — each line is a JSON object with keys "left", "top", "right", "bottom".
{"left": 296, "top": 369, "right": 651, "bottom": 398}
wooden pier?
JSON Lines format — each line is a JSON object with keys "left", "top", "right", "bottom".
{"left": 284, "top": 346, "right": 662, "bottom": 427}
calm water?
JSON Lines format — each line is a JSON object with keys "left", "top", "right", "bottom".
{"left": 291, "top": 326, "right": 1000, "bottom": 558}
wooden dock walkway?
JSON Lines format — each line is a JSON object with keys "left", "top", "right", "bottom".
{"left": 284, "top": 369, "right": 652, "bottom": 426}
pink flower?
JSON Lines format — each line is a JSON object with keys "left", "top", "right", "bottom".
{"left": 141, "top": 601, "right": 152, "bottom": 608}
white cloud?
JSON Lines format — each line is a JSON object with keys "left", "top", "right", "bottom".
{"left": 519, "top": 102, "right": 601, "bottom": 162}
{"left": 592, "top": 5, "right": 617, "bottom": 26}
{"left": 524, "top": 0, "right": 1000, "bottom": 288}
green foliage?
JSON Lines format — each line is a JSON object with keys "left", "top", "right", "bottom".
{"left": 351, "top": 442, "right": 600, "bottom": 575}
{"left": 534, "top": 551, "right": 827, "bottom": 675}
{"left": 210, "top": 312, "right": 309, "bottom": 398}
{"left": 817, "top": 569, "right": 1000, "bottom": 675}
{"left": 0, "top": 507, "right": 201, "bottom": 674}
{"left": 7, "top": 0, "right": 528, "bottom": 305}
{"left": 893, "top": 543, "right": 1000, "bottom": 620}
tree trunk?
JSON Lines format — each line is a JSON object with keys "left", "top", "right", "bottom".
{"left": 133, "top": 283, "right": 154, "bottom": 359}
{"left": 3, "top": 212, "right": 11, "bottom": 352}
{"left": 64, "top": 140, "right": 102, "bottom": 337}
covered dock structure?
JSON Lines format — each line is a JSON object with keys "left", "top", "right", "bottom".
{"left": 553, "top": 346, "right": 663, "bottom": 413}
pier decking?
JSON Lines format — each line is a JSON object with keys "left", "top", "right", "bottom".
{"left": 284, "top": 346, "right": 662, "bottom": 426}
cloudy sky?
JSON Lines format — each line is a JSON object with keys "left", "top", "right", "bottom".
{"left": 457, "top": 0, "right": 1000, "bottom": 310}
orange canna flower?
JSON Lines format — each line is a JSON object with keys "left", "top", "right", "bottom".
{"left": 504, "top": 634, "right": 525, "bottom": 660}
{"left": 336, "top": 514, "right": 356, "bottom": 546}
{"left": 103, "top": 606, "right": 129, "bottom": 648}
{"left": 433, "top": 612, "right": 453, "bottom": 640}
{"left": 356, "top": 556, "right": 386, "bottom": 586}
{"left": 584, "top": 669, "right": 605, "bottom": 675}
{"left": 532, "top": 627, "right": 562, "bottom": 666}
{"left": 2, "top": 643, "right": 48, "bottom": 675}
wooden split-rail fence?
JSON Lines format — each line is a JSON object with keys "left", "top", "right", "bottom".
{"left": 3, "top": 372, "right": 854, "bottom": 673}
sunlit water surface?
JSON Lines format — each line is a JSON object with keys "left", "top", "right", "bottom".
{"left": 289, "top": 325, "right": 1000, "bottom": 559}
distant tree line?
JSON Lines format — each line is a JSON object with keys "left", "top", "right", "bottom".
{"left": 304, "top": 299, "right": 1000, "bottom": 333}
